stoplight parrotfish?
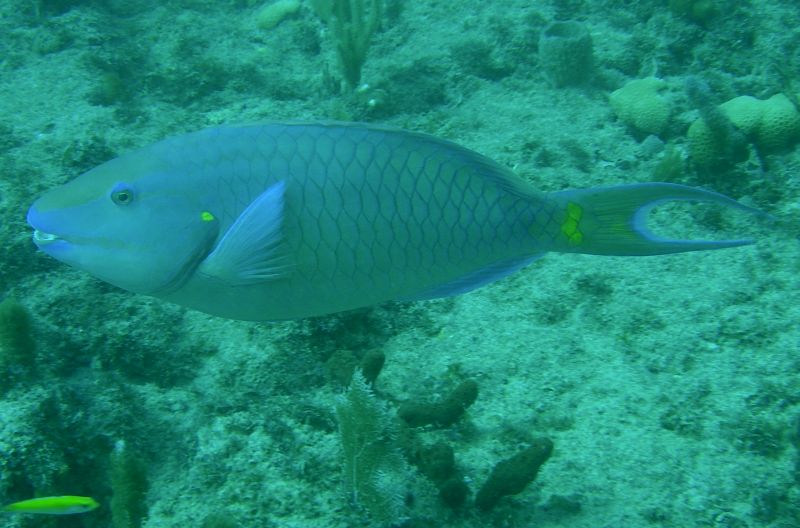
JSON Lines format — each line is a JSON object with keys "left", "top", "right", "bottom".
{"left": 27, "top": 122, "right": 761, "bottom": 321}
{"left": 2, "top": 496, "right": 99, "bottom": 515}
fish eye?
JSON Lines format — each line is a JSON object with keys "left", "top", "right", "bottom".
{"left": 111, "top": 185, "right": 134, "bottom": 206}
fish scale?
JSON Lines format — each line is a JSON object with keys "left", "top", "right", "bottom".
{"left": 171, "top": 123, "right": 540, "bottom": 318}
{"left": 283, "top": 125, "right": 535, "bottom": 286}
{"left": 27, "top": 122, "right": 760, "bottom": 321}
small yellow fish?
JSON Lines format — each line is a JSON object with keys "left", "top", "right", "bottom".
{"left": 2, "top": 495, "right": 99, "bottom": 515}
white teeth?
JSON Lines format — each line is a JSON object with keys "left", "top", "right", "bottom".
{"left": 33, "top": 230, "right": 59, "bottom": 244}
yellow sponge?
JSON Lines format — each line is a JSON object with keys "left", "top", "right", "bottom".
{"left": 610, "top": 77, "right": 671, "bottom": 135}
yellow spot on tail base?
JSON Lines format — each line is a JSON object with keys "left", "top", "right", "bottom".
{"left": 561, "top": 202, "right": 584, "bottom": 245}
{"left": 200, "top": 211, "right": 215, "bottom": 222}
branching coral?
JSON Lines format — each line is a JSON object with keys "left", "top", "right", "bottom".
{"left": 311, "top": 0, "right": 383, "bottom": 89}
{"left": 336, "top": 370, "right": 406, "bottom": 525}
{"left": 110, "top": 440, "right": 149, "bottom": 528}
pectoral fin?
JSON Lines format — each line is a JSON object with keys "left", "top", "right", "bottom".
{"left": 198, "top": 181, "right": 291, "bottom": 285}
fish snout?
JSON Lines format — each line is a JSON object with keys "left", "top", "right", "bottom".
{"left": 27, "top": 202, "right": 67, "bottom": 251}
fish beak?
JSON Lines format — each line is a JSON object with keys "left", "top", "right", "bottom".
{"left": 32, "top": 229, "right": 61, "bottom": 246}
{"left": 28, "top": 204, "right": 70, "bottom": 253}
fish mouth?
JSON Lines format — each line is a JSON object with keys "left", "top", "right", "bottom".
{"left": 32, "top": 229, "right": 62, "bottom": 246}
{"left": 28, "top": 204, "right": 73, "bottom": 251}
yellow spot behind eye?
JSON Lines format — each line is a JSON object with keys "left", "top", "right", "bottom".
{"left": 200, "top": 211, "right": 215, "bottom": 222}
{"left": 560, "top": 202, "right": 584, "bottom": 245}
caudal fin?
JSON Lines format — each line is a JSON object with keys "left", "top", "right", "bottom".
{"left": 551, "top": 183, "right": 764, "bottom": 256}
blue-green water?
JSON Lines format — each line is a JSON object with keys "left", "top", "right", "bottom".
{"left": 0, "top": 1, "right": 798, "bottom": 527}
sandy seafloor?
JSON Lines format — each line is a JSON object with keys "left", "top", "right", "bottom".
{"left": 0, "top": 0, "right": 799, "bottom": 527}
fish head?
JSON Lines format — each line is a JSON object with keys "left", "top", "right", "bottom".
{"left": 27, "top": 152, "right": 219, "bottom": 294}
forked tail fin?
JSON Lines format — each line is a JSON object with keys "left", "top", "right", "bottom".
{"left": 550, "top": 183, "right": 764, "bottom": 256}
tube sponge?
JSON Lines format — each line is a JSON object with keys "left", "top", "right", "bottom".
{"left": 398, "top": 380, "right": 478, "bottom": 428}
{"left": 475, "top": 438, "right": 554, "bottom": 511}
{"left": 610, "top": 77, "right": 672, "bottom": 136}
{"left": 538, "top": 21, "right": 593, "bottom": 88}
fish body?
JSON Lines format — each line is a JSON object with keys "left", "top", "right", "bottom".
{"left": 27, "top": 122, "right": 757, "bottom": 321}
{"left": 2, "top": 495, "right": 99, "bottom": 515}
